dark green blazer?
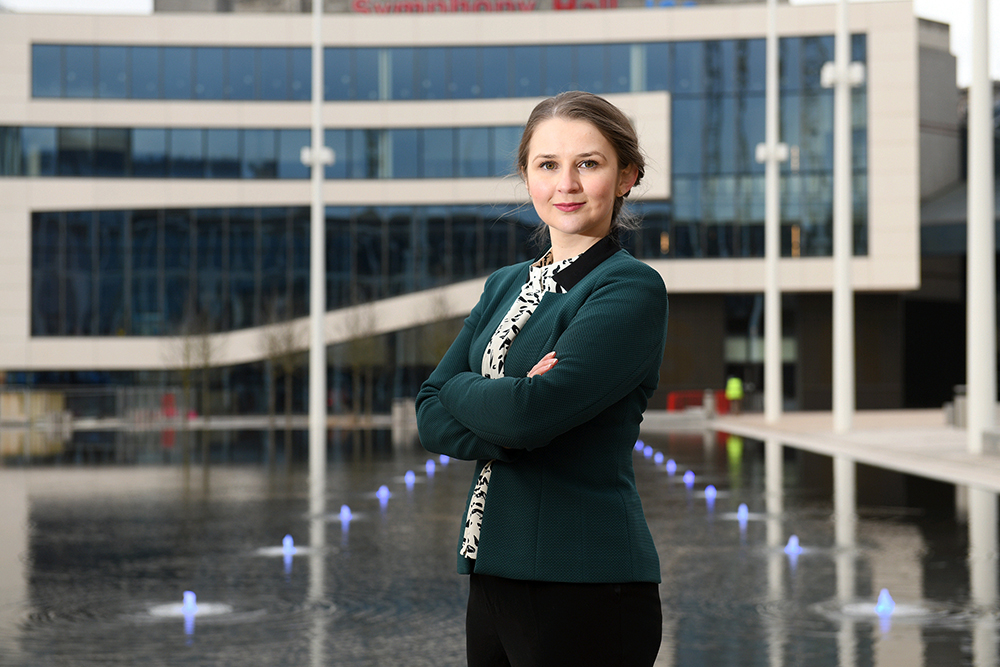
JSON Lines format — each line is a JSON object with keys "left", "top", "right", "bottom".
{"left": 415, "top": 241, "right": 668, "bottom": 584}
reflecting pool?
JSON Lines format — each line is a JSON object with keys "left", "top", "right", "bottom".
{"left": 0, "top": 429, "right": 996, "bottom": 666}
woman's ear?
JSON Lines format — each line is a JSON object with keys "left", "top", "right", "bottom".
{"left": 618, "top": 164, "right": 639, "bottom": 196}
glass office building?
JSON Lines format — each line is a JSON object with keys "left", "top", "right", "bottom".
{"left": 0, "top": 2, "right": 951, "bottom": 415}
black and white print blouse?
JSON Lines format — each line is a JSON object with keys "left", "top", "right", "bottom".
{"left": 460, "top": 236, "right": 621, "bottom": 560}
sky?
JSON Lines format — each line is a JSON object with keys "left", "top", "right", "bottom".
{"left": 0, "top": 0, "right": 997, "bottom": 86}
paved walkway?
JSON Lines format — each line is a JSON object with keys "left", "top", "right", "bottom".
{"left": 646, "top": 409, "right": 1000, "bottom": 493}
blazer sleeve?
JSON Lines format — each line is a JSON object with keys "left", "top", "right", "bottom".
{"left": 436, "top": 263, "right": 667, "bottom": 451}
{"left": 415, "top": 272, "right": 520, "bottom": 462}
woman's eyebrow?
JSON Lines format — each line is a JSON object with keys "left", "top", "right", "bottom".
{"left": 532, "top": 151, "right": 607, "bottom": 161}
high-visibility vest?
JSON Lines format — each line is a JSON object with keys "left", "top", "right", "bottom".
{"left": 725, "top": 376, "right": 744, "bottom": 401}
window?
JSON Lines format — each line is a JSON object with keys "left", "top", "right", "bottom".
{"left": 162, "top": 47, "right": 193, "bottom": 99}
{"left": 97, "top": 46, "right": 128, "bottom": 98}
{"left": 22, "top": 127, "right": 57, "bottom": 176}
{"left": 169, "top": 129, "right": 205, "bottom": 178}
{"left": 290, "top": 48, "right": 311, "bottom": 101}
{"left": 95, "top": 128, "right": 129, "bottom": 176}
{"left": 259, "top": 48, "right": 289, "bottom": 100}
{"left": 416, "top": 48, "right": 447, "bottom": 100}
{"left": 457, "top": 127, "right": 488, "bottom": 178}
{"left": 277, "top": 129, "right": 310, "bottom": 179}
{"left": 132, "top": 128, "right": 167, "bottom": 177}
{"left": 673, "top": 41, "right": 704, "bottom": 94}
{"left": 513, "top": 46, "right": 542, "bottom": 97}
{"left": 243, "top": 129, "right": 277, "bottom": 179}
{"left": 64, "top": 46, "right": 96, "bottom": 98}
{"left": 544, "top": 45, "right": 574, "bottom": 96}
{"left": 32, "top": 45, "right": 62, "bottom": 97}
{"left": 324, "top": 48, "right": 351, "bottom": 101}
{"left": 57, "top": 128, "right": 95, "bottom": 176}
{"left": 481, "top": 46, "right": 510, "bottom": 98}
{"left": 130, "top": 47, "right": 161, "bottom": 99}
{"left": 391, "top": 129, "right": 419, "bottom": 179}
{"left": 228, "top": 47, "right": 257, "bottom": 100}
{"left": 390, "top": 48, "right": 415, "bottom": 100}
{"left": 206, "top": 129, "right": 240, "bottom": 179}
{"left": 422, "top": 128, "right": 454, "bottom": 178}
{"left": 194, "top": 47, "right": 225, "bottom": 100}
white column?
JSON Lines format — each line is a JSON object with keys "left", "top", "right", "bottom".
{"left": 966, "top": 0, "right": 996, "bottom": 455}
{"left": 758, "top": 0, "right": 788, "bottom": 424}
{"left": 815, "top": 0, "right": 867, "bottom": 433}
{"left": 307, "top": 0, "right": 332, "bottom": 490}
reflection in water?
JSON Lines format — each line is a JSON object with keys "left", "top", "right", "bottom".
{"left": 309, "top": 447, "right": 327, "bottom": 667}
{"left": 2, "top": 430, "right": 1000, "bottom": 666}
{"left": 765, "top": 438, "right": 785, "bottom": 667}
{"left": 834, "top": 455, "right": 857, "bottom": 667}
{"left": 969, "top": 488, "right": 997, "bottom": 667}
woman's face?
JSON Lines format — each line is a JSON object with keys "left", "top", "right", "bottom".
{"left": 523, "top": 117, "right": 637, "bottom": 251}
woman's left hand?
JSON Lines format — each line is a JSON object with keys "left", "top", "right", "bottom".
{"left": 527, "top": 351, "right": 558, "bottom": 378}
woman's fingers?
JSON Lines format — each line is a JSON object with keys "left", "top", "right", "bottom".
{"left": 527, "top": 352, "right": 558, "bottom": 377}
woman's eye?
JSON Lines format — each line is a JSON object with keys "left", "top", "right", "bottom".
{"left": 539, "top": 161, "right": 556, "bottom": 170}
{"left": 580, "top": 159, "right": 598, "bottom": 169}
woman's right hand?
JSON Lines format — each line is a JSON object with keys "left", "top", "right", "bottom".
{"left": 527, "top": 351, "right": 558, "bottom": 378}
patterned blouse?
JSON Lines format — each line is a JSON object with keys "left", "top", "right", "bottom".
{"left": 459, "top": 248, "right": 583, "bottom": 559}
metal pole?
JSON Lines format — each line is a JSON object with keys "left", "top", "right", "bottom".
{"left": 967, "top": 0, "right": 996, "bottom": 454}
{"left": 762, "top": 0, "right": 785, "bottom": 424}
{"left": 831, "top": 0, "right": 854, "bottom": 434}
{"left": 308, "top": 0, "right": 327, "bottom": 487}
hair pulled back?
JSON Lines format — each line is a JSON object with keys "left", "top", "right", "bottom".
{"left": 517, "top": 91, "right": 645, "bottom": 245}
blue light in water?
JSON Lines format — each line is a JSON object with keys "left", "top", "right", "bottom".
{"left": 340, "top": 505, "right": 353, "bottom": 523}
{"left": 405, "top": 470, "right": 416, "bottom": 487}
{"left": 634, "top": 440, "right": 644, "bottom": 452}
{"left": 183, "top": 591, "right": 197, "bottom": 636}
{"left": 784, "top": 535, "right": 803, "bottom": 555}
{"left": 653, "top": 452, "right": 664, "bottom": 465}
{"left": 426, "top": 459, "right": 436, "bottom": 476}
{"left": 377, "top": 485, "right": 391, "bottom": 503}
{"left": 439, "top": 455, "right": 450, "bottom": 466}
{"left": 643, "top": 446, "right": 653, "bottom": 458}
{"left": 875, "top": 589, "right": 895, "bottom": 617}
{"left": 737, "top": 503, "right": 749, "bottom": 526}
{"left": 683, "top": 470, "right": 695, "bottom": 487}
{"left": 282, "top": 534, "right": 296, "bottom": 556}
{"left": 666, "top": 459, "right": 677, "bottom": 475}
{"left": 705, "top": 485, "right": 717, "bottom": 502}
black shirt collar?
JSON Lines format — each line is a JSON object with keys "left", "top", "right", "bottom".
{"left": 549, "top": 236, "right": 620, "bottom": 292}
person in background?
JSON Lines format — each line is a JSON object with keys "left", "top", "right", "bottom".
{"left": 416, "top": 91, "right": 668, "bottom": 667}
{"left": 725, "top": 375, "right": 744, "bottom": 415}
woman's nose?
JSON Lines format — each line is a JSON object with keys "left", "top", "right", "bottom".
{"left": 557, "top": 168, "right": 581, "bottom": 193}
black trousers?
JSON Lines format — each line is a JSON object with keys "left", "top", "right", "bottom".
{"left": 466, "top": 574, "right": 662, "bottom": 667}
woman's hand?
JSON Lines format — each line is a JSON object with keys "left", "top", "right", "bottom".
{"left": 527, "top": 351, "right": 558, "bottom": 378}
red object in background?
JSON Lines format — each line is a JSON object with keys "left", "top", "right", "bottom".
{"left": 665, "top": 390, "right": 730, "bottom": 414}
{"left": 162, "top": 392, "right": 177, "bottom": 418}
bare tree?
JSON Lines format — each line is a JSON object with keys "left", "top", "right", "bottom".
{"left": 259, "top": 301, "right": 305, "bottom": 462}
{"left": 341, "top": 304, "right": 383, "bottom": 429}
{"left": 167, "top": 311, "right": 222, "bottom": 463}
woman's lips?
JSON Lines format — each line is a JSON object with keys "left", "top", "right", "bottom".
{"left": 554, "top": 203, "right": 583, "bottom": 212}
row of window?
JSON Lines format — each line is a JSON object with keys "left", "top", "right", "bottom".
{"left": 0, "top": 87, "right": 866, "bottom": 180}
{"left": 1, "top": 125, "right": 522, "bottom": 180}
{"left": 31, "top": 205, "right": 542, "bottom": 337}
{"left": 31, "top": 35, "right": 866, "bottom": 101}
{"left": 31, "top": 203, "right": 867, "bottom": 337}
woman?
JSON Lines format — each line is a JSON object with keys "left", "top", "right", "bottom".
{"left": 415, "top": 91, "right": 667, "bottom": 667}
